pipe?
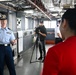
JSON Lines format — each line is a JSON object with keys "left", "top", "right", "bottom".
{"left": 28, "top": 0, "right": 51, "bottom": 20}
{"left": 0, "top": 3, "right": 16, "bottom": 11}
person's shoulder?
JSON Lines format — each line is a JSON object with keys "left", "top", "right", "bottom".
{"left": 48, "top": 42, "right": 64, "bottom": 54}
{"left": 8, "top": 28, "right": 11, "bottom": 30}
{"left": 43, "top": 25, "right": 46, "bottom": 28}
{"left": 7, "top": 28, "right": 13, "bottom": 33}
{"left": 37, "top": 27, "right": 41, "bottom": 31}
{"left": 36, "top": 26, "right": 39, "bottom": 29}
{"left": 0, "top": 27, "right": 1, "bottom": 30}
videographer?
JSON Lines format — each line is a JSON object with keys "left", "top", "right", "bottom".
{"left": 35, "top": 20, "right": 47, "bottom": 62}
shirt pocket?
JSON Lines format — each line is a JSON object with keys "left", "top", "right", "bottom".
{"left": 0, "top": 32, "right": 3, "bottom": 42}
{"left": 5, "top": 33, "right": 11, "bottom": 43}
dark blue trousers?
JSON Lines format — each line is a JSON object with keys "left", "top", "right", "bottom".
{"left": 39, "top": 40, "right": 46, "bottom": 58}
{"left": 0, "top": 46, "right": 16, "bottom": 75}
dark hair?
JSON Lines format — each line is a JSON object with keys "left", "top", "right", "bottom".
{"left": 0, "top": 12, "right": 7, "bottom": 20}
{"left": 58, "top": 20, "right": 61, "bottom": 23}
{"left": 40, "top": 20, "right": 43, "bottom": 23}
{"left": 62, "top": 8, "right": 76, "bottom": 32}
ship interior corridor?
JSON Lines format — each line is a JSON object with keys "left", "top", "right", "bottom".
{"left": 4, "top": 44, "right": 54, "bottom": 75}
{"left": 0, "top": 0, "right": 75, "bottom": 75}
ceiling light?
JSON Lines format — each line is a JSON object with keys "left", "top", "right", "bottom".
{"left": 24, "top": 6, "right": 31, "bottom": 8}
{"left": 24, "top": 10, "right": 34, "bottom": 14}
{"left": 49, "top": 7, "right": 62, "bottom": 12}
{"left": 52, "top": 13, "right": 58, "bottom": 16}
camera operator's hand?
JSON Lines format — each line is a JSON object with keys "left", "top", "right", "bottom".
{"left": 39, "top": 30, "right": 46, "bottom": 37}
{"left": 39, "top": 30, "right": 42, "bottom": 34}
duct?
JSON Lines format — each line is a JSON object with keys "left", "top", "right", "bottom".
{"left": 61, "top": 0, "right": 72, "bottom": 5}
{"left": 28, "top": 0, "right": 51, "bottom": 20}
{"left": 31, "top": 0, "right": 47, "bottom": 11}
{"left": 0, "top": 3, "right": 16, "bottom": 11}
{"left": 6, "top": 2, "right": 16, "bottom": 7}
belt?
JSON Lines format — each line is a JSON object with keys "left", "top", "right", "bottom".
{"left": 0, "top": 44, "right": 10, "bottom": 46}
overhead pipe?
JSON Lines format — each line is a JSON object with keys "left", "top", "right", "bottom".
{"left": 28, "top": 0, "right": 51, "bottom": 20}
{"left": 0, "top": 3, "right": 16, "bottom": 11}
{"left": 31, "top": 0, "right": 46, "bottom": 11}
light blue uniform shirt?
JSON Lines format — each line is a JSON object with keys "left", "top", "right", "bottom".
{"left": 0, "top": 27, "right": 15, "bottom": 44}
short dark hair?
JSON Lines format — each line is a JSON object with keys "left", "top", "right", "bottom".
{"left": 62, "top": 8, "right": 76, "bottom": 32}
{"left": 40, "top": 20, "right": 43, "bottom": 23}
{"left": 57, "top": 20, "right": 61, "bottom": 25}
{"left": 58, "top": 20, "right": 61, "bottom": 23}
{"left": 0, "top": 12, "right": 7, "bottom": 20}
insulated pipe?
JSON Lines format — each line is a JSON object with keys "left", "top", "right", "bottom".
{"left": 28, "top": 0, "right": 51, "bottom": 20}
{"left": 0, "top": 3, "right": 16, "bottom": 11}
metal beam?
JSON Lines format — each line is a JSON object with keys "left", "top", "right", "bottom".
{"left": 17, "top": 7, "right": 35, "bottom": 11}
{"left": 28, "top": 0, "right": 51, "bottom": 20}
{"left": 0, "top": 3, "right": 16, "bottom": 11}
{"left": 31, "top": 0, "right": 46, "bottom": 11}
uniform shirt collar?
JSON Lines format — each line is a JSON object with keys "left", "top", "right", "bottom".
{"left": 1, "top": 27, "right": 8, "bottom": 30}
{"left": 5, "top": 27, "right": 8, "bottom": 30}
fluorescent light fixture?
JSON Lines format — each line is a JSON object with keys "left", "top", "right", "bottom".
{"left": 49, "top": 7, "right": 55, "bottom": 11}
{"left": 61, "top": 0, "right": 72, "bottom": 5}
{"left": 24, "top": 6, "right": 31, "bottom": 8}
{"left": 52, "top": 13, "right": 58, "bottom": 16}
{"left": 50, "top": 7, "right": 62, "bottom": 12}
{"left": 24, "top": 10, "right": 34, "bottom": 14}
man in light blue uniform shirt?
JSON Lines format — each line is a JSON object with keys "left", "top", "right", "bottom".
{"left": 0, "top": 12, "right": 16, "bottom": 75}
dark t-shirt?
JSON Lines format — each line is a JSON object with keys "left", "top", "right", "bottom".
{"left": 35, "top": 25, "right": 47, "bottom": 41}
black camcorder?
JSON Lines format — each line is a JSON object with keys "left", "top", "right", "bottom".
{"left": 35, "top": 27, "right": 40, "bottom": 34}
